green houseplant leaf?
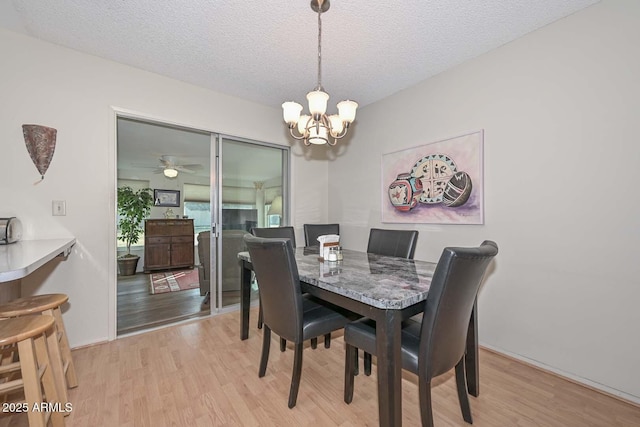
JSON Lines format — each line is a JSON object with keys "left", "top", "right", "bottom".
{"left": 117, "top": 186, "right": 154, "bottom": 257}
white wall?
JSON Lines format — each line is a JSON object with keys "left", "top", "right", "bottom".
{"left": 329, "top": 0, "right": 640, "bottom": 401}
{"left": 0, "top": 28, "right": 328, "bottom": 347}
{"left": 2, "top": 0, "right": 637, "bottom": 404}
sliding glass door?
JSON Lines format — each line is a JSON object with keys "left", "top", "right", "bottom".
{"left": 215, "top": 137, "right": 289, "bottom": 309}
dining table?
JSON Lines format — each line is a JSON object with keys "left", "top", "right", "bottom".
{"left": 238, "top": 246, "right": 479, "bottom": 427}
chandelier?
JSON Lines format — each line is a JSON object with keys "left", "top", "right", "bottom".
{"left": 282, "top": 0, "right": 358, "bottom": 146}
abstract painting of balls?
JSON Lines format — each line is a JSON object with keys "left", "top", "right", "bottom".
{"left": 382, "top": 130, "right": 484, "bottom": 224}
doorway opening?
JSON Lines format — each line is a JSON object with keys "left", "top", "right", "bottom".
{"left": 116, "top": 116, "right": 290, "bottom": 335}
{"left": 116, "top": 117, "right": 211, "bottom": 335}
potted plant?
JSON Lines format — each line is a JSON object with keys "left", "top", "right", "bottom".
{"left": 117, "top": 185, "right": 154, "bottom": 275}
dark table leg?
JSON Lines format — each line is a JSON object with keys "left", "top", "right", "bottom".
{"left": 465, "top": 298, "right": 479, "bottom": 396}
{"left": 375, "top": 310, "right": 403, "bottom": 427}
{"left": 240, "top": 260, "right": 252, "bottom": 340}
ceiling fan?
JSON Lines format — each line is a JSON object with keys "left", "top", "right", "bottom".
{"left": 154, "top": 155, "right": 202, "bottom": 178}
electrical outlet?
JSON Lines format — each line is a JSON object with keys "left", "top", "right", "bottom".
{"left": 52, "top": 200, "right": 66, "bottom": 216}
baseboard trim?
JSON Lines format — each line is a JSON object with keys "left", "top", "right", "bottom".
{"left": 480, "top": 343, "right": 640, "bottom": 407}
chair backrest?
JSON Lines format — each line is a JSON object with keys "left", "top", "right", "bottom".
{"left": 251, "top": 226, "right": 297, "bottom": 248}
{"left": 303, "top": 223, "right": 340, "bottom": 247}
{"left": 197, "top": 231, "right": 211, "bottom": 280}
{"left": 366, "top": 228, "right": 419, "bottom": 259}
{"left": 221, "top": 229, "right": 250, "bottom": 290}
{"left": 419, "top": 240, "right": 498, "bottom": 380}
{"left": 244, "top": 235, "right": 303, "bottom": 342}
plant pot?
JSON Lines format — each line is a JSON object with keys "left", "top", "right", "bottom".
{"left": 118, "top": 256, "right": 140, "bottom": 276}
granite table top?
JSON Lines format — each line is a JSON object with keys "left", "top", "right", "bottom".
{"left": 239, "top": 247, "right": 436, "bottom": 310}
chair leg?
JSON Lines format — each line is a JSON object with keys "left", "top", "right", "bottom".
{"left": 364, "top": 351, "right": 372, "bottom": 376}
{"left": 288, "top": 342, "right": 304, "bottom": 408}
{"left": 419, "top": 377, "right": 434, "bottom": 427}
{"left": 259, "top": 326, "right": 271, "bottom": 377}
{"left": 344, "top": 343, "right": 356, "bottom": 403}
{"left": 354, "top": 348, "right": 359, "bottom": 376}
{"left": 280, "top": 337, "right": 287, "bottom": 352}
{"left": 310, "top": 337, "right": 318, "bottom": 349}
{"left": 257, "top": 299, "right": 263, "bottom": 329}
{"left": 455, "top": 358, "right": 473, "bottom": 424}
{"left": 324, "top": 333, "right": 331, "bottom": 348}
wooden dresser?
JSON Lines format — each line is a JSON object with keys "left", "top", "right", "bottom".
{"left": 143, "top": 219, "right": 194, "bottom": 272}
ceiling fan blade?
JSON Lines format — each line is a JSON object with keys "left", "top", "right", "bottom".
{"left": 175, "top": 166, "right": 196, "bottom": 173}
{"left": 180, "top": 164, "right": 203, "bottom": 170}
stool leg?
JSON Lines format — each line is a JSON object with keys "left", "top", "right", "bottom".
{"left": 33, "top": 333, "right": 65, "bottom": 427}
{"left": 0, "top": 345, "right": 19, "bottom": 403}
{"left": 17, "top": 337, "right": 47, "bottom": 427}
{"left": 43, "top": 312, "right": 69, "bottom": 405}
{"left": 52, "top": 306, "right": 78, "bottom": 388}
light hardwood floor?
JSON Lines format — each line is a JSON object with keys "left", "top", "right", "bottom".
{"left": 2, "top": 308, "right": 638, "bottom": 426}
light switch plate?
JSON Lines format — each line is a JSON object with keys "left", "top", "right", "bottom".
{"left": 52, "top": 200, "right": 66, "bottom": 216}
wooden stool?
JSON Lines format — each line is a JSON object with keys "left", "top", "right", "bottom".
{"left": 0, "top": 315, "right": 65, "bottom": 427}
{"left": 0, "top": 294, "right": 78, "bottom": 400}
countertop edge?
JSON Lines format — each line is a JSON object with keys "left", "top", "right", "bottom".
{"left": 0, "top": 238, "right": 76, "bottom": 283}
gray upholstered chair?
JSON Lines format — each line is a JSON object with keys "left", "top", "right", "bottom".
{"left": 244, "top": 234, "right": 350, "bottom": 408}
{"left": 197, "top": 229, "right": 250, "bottom": 305}
{"left": 344, "top": 241, "right": 498, "bottom": 427}
{"left": 197, "top": 231, "right": 212, "bottom": 303}
{"left": 303, "top": 223, "right": 340, "bottom": 247}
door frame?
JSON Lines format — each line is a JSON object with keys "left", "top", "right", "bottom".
{"left": 110, "top": 108, "right": 291, "bottom": 340}
{"left": 111, "top": 108, "right": 216, "bottom": 340}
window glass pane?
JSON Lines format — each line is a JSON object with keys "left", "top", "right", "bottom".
{"left": 184, "top": 201, "right": 210, "bottom": 235}
{"left": 184, "top": 183, "right": 210, "bottom": 202}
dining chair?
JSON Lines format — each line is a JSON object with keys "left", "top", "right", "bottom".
{"left": 251, "top": 226, "right": 296, "bottom": 247}
{"left": 343, "top": 240, "right": 499, "bottom": 427}
{"left": 250, "top": 226, "right": 328, "bottom": 350}
{"left": 366, "top": 227, "right": 419, "bottom": 259}
{"left": 244, "top": 234, "right": 351, "bottom": 408}
{"left": 251, "top": 227, "right": 296, "bottom": 333}
{"left": 303, "top": 223, "right": 340, "bottom": 247}
{"left": 359, "top": 227, "right": 420, "bottom": 375}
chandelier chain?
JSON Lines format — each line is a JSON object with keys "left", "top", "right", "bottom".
{"left": 317, "top": 5, "right": 322, "bottom": 90}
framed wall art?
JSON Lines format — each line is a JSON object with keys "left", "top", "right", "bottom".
{"left": 382, "top": 130, "right": 484, "bottom": 225}
{"left": 154, "top": 189, "right": 180, "bottom": 207}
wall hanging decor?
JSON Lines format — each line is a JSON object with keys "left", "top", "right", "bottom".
{"left": 154, "top": 189, "right": 180, "bottom": 207}
{"left": 22, "top": 124, "right": 57, "bottom": 181}
{"left": 382, "top": 130, "right": 484, "bottom": 225}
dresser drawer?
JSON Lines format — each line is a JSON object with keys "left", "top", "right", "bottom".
{"left": 147, "top": 236, "right": 170, "bottom": 244}
{"left": 171, "top": 235, "right": 193, "bottom": 243}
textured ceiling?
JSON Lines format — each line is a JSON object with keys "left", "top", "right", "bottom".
{"left": 0, "top": 0, "right": 600, "bottom": 110}
{"left": 1, "top": 0, "right": 600, "bottom": 182}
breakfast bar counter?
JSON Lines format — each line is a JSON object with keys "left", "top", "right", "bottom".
{"left": 0, "top": 238, "right": 75, "bottom": 283}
